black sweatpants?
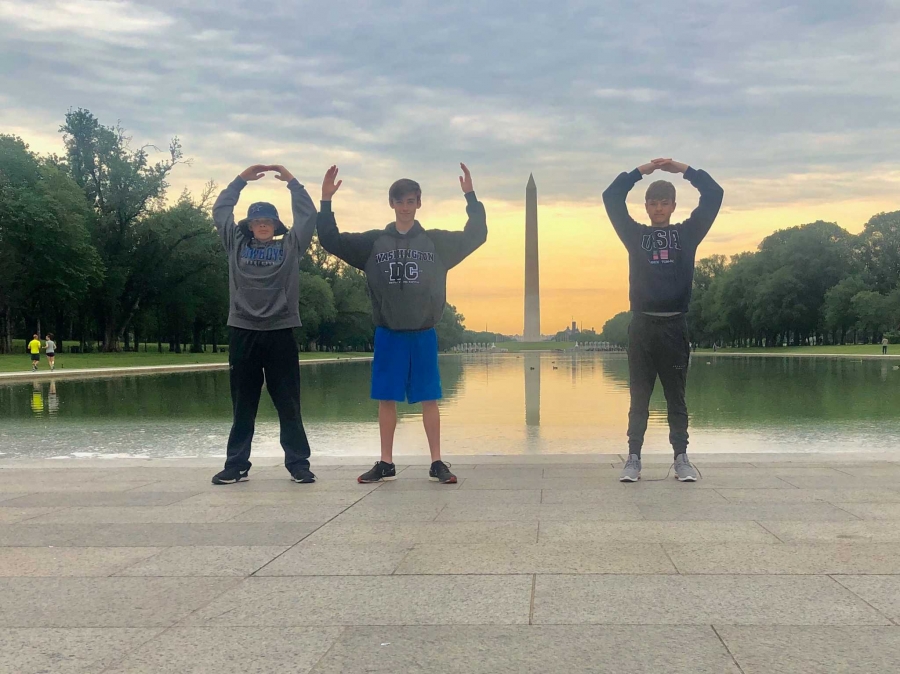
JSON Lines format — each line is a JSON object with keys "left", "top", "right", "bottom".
{"left": 224, "top": 327, "right": 311, "bottom": 472}
{"left": 626, "top": 313, "right": 690, "bottom": 457}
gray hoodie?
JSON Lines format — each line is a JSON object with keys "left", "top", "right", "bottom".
{"left": 316, "top": 192, "right": 487, "bottom": 331}
{"left": 213, "top": 176, "right": 317, "bottom": 331}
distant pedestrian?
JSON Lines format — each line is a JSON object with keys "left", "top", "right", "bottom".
{"left": 27, "top": 333, "right": 41, "bottom": 372}
{"left": 883, "top": 336, "right": 889, "bottom": 355}
{"left": 44, "top": 334, "right": 57, "bottom": 371}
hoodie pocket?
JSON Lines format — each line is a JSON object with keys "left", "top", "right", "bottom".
{"left": 234, "top": 288, "right": 290, "bottom": 321}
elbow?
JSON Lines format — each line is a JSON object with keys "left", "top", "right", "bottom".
{"left": 601, "top": 189, "right": 617, "bottom": 207}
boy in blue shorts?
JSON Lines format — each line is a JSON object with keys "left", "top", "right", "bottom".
{"left": 316, "top": 164, "right": 487, "bottom": 484}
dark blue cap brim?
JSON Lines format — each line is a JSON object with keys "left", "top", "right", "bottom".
{"left": 237, "top": 217, "right": 289, "bottom": 238}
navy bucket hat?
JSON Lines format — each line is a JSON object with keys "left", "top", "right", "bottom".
{"left": 238, "top": 202, "right": 288, "bottom": 239}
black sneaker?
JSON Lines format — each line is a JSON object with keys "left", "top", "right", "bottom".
{"left": 429, "top": 461, "right": 457, "bottom": 484}
{"left": 211, "top": 467, "right": 249, "bottom": 485}
{"left": 358, "top": 461, "right": 396, "bottom": 483}
{"left": 290, "top": 466, "right": 317, "bottom": 483}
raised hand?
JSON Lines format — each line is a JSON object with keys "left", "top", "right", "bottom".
{"left": 270, "top": 165, "right": 295, "bottom": 182}
{"left": 458, "top": 163, "right": 474, "bottom": 193}
{"left": 654, "top": 158, "right": 689, "bottom": 174}
{"left": 239, "top": 164, "right": 270, "bottom": 181}
{"left": 322, "top": 165, "right": 343, "bottom": 201}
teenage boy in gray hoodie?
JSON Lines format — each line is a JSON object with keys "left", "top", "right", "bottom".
{"left": 317, "top": 164, "right": 487, "bottom": 484}
{"left": 211, "top": 164, "right": 318, "bottom": 485}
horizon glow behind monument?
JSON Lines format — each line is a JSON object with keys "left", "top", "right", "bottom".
{"left": 524, "top": 174, "right": 541, "bottom": 341}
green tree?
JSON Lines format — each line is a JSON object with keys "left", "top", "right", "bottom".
{"left": 297, "top": 272, "right": 336, "bottom": 350}
{"left": 851, "top": 291, "right": 889, "bottom": 342}
{"left": 322, "top": 266, "right": 373, "bottom": 351}
{"left": 823, "top": 275, "right": 867, "bottom": 343}
{"left": 600, "top": 311, "right": 631, "bottom": 346}
{"left": 60, "top": 109, "right": 186, "bottom": 350}
{"left": 856, "top": 211, "right": 900, "bottom": 293}
{"left": 706, "top": 252, "right": 758, "bottom": 346}
{"left": 753, "top": 221, "right": 854, "bottom": 344}
{"left": 0, "top": 135, "right": 102, "bottom": 352}
{"left": 435, "top": 303, "right": 466, "bottom": 351}
{"left": 688, "top": 254, "right": 727, "bottom": 344}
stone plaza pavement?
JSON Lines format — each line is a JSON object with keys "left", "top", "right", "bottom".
{"left": 1, "top": 453, "right": 900, "bottom": 673}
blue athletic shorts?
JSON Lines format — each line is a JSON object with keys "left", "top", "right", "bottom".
{"left": 371, "top": 327, "right": 442, "bottom": 403}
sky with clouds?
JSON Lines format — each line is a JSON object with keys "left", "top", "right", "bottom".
{"left": 1, "top": 0, "right": 899, "bottom": 334}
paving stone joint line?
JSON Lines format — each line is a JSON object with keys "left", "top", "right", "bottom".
{"left": 828, "top": 574, "right": 900, "bottom": 626}
{"left": 710, "top": 624, "right": 748, "bottom": 674}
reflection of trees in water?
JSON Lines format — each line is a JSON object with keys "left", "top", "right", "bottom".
{"left": 0, "top": 360, "right": 467, "bottom": 423}
{"left": 1, "top": 355, "right": 898, "bottom": 429}
{"left": 603, "top": 354, "right": 900, "bottom": 426}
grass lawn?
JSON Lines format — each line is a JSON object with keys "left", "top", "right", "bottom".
{"left": 0, "top": 350, "right": 370, "bottom": 373}
{"left": 495, "top": 341, "right": 575, "bottom": 352}
{"left": 697, "top": 344, "right": 893, "bottom": 356}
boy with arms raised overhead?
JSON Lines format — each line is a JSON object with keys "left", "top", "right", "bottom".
{"left": 603, "top": 158, "right": 724, "bottom": 483}
{"left": 210, "top": 164, "right": 318, "bottom": 486}
{"left": 317, "top": 164, "right": 487, "bottom": 484}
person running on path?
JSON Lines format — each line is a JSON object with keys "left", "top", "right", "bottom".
{"left": 210, "top": 164, "right": 318, "bottom": 486}
{"left": 44, "top": 334, "right": 57, "bottom": 371}
{"left": 603, "top": 158, "right": 724, "bottom": 483}
{"left": 883, "top": 336, "right": 889, "bottom": 355}
{"left": 27, "top": 334, "right": 41, "bottom": 372}
{"left": 317, "top": 164, "right": 487, "bottom": 484}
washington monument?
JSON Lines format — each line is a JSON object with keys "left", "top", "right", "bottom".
{"left": 524, "top": 174, "right": 541, "bottom": 341}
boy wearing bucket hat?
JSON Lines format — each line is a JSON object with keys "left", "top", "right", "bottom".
{"left": 317, "top": 164, "right": 487, "bottom": 484}
{"left": 210, "top": 164, "right": 318, "bottom": 485}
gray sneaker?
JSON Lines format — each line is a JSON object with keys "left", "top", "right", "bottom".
{"left": 674, "top": 453, "right": 699, "bottom": 482}
{"left": 619, "top": 454, "right": 642, "bottom": 482}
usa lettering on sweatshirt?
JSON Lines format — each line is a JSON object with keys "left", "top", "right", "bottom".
{"left": 602, "top": 167, "right": 724, "bottom": 314}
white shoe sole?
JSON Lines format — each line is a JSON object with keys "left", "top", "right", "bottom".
{"left": 619, "top": 475, "right": 640, "bottom": 483}
{"left": 213, "top": 475, "right": 249, "bottom": 485}
{"left": 676, "top": 476, "right": 697, "bottom": 482}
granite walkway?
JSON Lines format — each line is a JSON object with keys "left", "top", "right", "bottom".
{"left": 1, "top": 453, "right": 899, "bottom": 673}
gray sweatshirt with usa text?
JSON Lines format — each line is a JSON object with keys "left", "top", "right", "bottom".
{"left": 213, "top": 176, "right": 317, "bottom": 331}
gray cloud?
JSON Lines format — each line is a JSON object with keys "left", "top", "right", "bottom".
{"left": 1, "top": 0, "right": 899, "bottom": 212}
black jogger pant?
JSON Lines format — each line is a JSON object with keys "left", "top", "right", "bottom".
{"left": 626, "top": 313, "right": 691, "bottom": 457}
{"left": 224, "top": 327, "right": 311, "bottom": 472}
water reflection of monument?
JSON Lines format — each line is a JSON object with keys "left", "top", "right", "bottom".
{"left": 524, "top": 352, "right": 540, "bottom": 426}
